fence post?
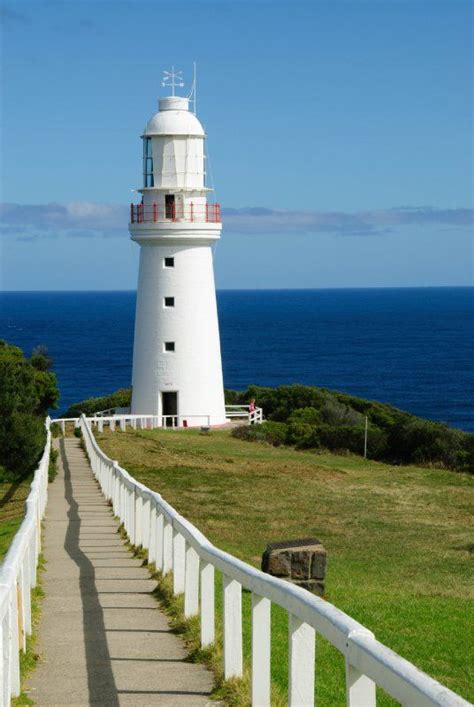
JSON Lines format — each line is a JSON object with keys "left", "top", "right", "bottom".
{"left": 155, "top": 512, "right": 164, "bottom": 571}
{"left": 21, "top": 555, "right": 31, "bottom": 638}
{"left": 288, "top": 614, "right": 315, "bottom": 707}
{"left": 184, "top": 544, "right": 200, "bottom": 617}
{"left": 223, "top": 575, "right": 243, "bottom": 679}
{"left": 163, "top": 520, "right": 173, "bottom": 574}
{"left": 172, "top": 530, "right": 186, "bottom": 594}
{"left": 9, "top": 586, "right": 20, "bottom": 697}
{"left": 0, "top": 612, "right": 6, "bottom": 706}
{"left": 142, "top": 497, "right": 151, "bottom": 551}
{"left": 135, "top": 493, "right": 143, "bottom": 547}
{"left": 345, "top": 630, "right": 376, "bottom": 707}
{"left": 120, "top": 418, "right": 126, "bottom": 432}
{"left": 252, "top": 594, "right": 271, "bottom": 706}
{"left": 200, "top": 562, "right": 215, "bottom": 647}
{"left": 148, "top": 501, "right": 157, "bottom": 565}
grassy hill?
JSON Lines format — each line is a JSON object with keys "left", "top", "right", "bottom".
{"left": 96, "top": 426, "right": 474, "bottom": 704}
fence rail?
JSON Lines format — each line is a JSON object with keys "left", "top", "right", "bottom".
{"left": 79, "top": 414, "right": 469, "bottom": 707}
{"left": 0, "top": 419, "right": 51, "bottom": 707}
{"left": 54, "top": 406, "right": 263, "bottom": 433}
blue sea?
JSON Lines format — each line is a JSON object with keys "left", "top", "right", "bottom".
{"left": 1, "top": 288, "right": 473, "bottom": 431}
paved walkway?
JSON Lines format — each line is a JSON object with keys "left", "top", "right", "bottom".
{"left": 28, "top": 438, "right": 216, "bottom": 706}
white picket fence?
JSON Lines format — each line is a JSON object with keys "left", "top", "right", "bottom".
{"left": 80, "top": 413, "right": 469, "bottom": 707}
{"left": 225, "top": 404, "right": 264, "bottom": 424}
{"left": 0, "top": 419, "right": 51, "bottom": 707}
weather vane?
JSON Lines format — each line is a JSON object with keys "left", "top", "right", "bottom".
{"left": 162, "top": 66, "right": 184, "bottom": 96}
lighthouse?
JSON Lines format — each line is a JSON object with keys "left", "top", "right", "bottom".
{"left": 129, "top": 70, "right": 227, "bottom": 427}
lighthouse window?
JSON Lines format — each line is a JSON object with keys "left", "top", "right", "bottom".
{"left": 164, "top": 341, "right": 175, "bottom": 352}
{"left": 143, "top": 137, "right": 154, "bottom": 188}
{"left": 164, "top": 257, "right": 174, "bottom": 268}
{"left": 164, "top": 297, "right": 175, "bottom": 308}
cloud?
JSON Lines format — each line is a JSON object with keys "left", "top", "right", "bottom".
{"left": 0, "top": 202, "right": 128, "bottom": 240}
{"left": 222, "top": 206, "right": 473, "bottom": 236}
{"left": 1, "top": 202, "right": 472, "bottom": 241}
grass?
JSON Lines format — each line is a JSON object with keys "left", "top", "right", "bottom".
{"left": 96, "top": 427, "right": 474, "bottom": 705}
{"left": 0, "top": 477, "right": 33, "bottom": 561}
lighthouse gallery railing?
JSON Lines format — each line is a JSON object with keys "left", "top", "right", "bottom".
{"left": 130, "top": 202, "right": 221, "bottom": 224}
{"left": 80, "top": 414, "right": 468, "bottom": 707}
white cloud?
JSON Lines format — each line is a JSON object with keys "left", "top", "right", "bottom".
{"left": 1, "top": 202, "right": 472, "bottom": 240}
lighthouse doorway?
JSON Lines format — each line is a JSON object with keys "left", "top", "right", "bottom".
{"left": 165, "top": 194, "right": 175, "bottom": 219}
{"left": 162, "top": 391, "right": 178, "bottom": 427}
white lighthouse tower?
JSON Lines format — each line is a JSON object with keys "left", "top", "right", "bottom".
{"left": 129, "top": 69, "right": 227, "bottom": 427}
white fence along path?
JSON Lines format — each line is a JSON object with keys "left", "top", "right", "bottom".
{"left": 80, "top": 414, "right": 470, "bottom": 707}
{"left": 0, "top": 419, "right": 51, "bottom": 707}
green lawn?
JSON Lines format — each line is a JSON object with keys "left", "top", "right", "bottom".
{"left": 0, "top": 478, "right": 32, "bottom": 561}
{"left": 96, "top": 427, "right": 474, "bottom": 704}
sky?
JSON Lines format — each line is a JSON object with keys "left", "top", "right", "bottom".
{"left": 0, "top": 0, "right": 472, "bottom": 290}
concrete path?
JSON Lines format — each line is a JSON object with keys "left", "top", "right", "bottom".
{"left": 27, "top": 438, "right": 216, "bottom": 706}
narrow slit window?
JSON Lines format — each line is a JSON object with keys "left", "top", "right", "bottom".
{"left": 164, "top": 297, "right": 175, "bottom": 308}
{"left": 164, "top": 257, "right": 174, "bottom": 268}
{"left": 143, "top": 137, "right": 154, "bottom": 188}
{"left": 164, "top": 341, "right": 175, "bottom": 352}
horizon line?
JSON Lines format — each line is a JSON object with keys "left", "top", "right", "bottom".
{"left": 1, "top": 285, "right": 473, "bottom": 294}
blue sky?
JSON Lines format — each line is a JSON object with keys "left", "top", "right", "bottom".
{"left": 1, "top": 0, "right": 472, "bottom": 290}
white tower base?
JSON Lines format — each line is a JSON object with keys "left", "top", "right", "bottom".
{"left": 130, "top": 226, "right": 226, "bottom": 427}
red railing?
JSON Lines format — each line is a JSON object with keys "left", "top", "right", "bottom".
{"left": 130, "top": 203, "right": 221, "bottom": 224}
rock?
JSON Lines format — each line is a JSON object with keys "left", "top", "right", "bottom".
{"left": 261, "top": 537, "right": 327, "bottom": 596}
{"left": 293, "top": 579, "right": 325, "bottom": 597}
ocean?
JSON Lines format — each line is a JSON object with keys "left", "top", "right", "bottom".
{"left": 1, "top": 288, "right": 473, "bottom": 431}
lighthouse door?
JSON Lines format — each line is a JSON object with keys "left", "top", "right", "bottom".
{"left": 162, "top": 391, "right": 178, "bottom": 427}
{"left": 165, "top": 194, "right": 175, "bottom": 220}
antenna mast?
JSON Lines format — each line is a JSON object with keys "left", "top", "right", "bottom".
{"left": 162, "top": 66, "right": 184, "bottom": 96}
{"left": 188, "top": 61, "right": 197, "bottom": 115}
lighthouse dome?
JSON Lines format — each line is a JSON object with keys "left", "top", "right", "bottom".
{"left": 143, "top": 96, "right": 205, "bottom": 137}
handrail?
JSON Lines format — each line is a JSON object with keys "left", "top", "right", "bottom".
{"left": 0, "top": 419, "right": 51, "bottom": 707}
{"left": 130, "top": 202, "right": 221, "bottom": 224}
{"left": 80, "top": 414, "right": 469, "bottom": 706}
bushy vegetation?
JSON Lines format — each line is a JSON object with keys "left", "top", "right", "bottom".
{"left": 64, "top": 387, "right": 131, "bottom": 417}
{"left": 228, "top": 384, "right": 473, "bottom": 472}
{"left": 0, "top": 341, "right": 58, "bottom": 480}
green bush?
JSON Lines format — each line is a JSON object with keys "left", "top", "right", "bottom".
{"left": 65, "top": 387, "right": 131, "bottom": 417}
{"left": 0, "top": 340, "right": 58, "bottom": 479}
{"left": 225, "top": 383, "right": 469, "bottom": 470}
{"left": 231, "top": 421, "right": 288, "bottom": 446}
{"left": 68, "top": 382, "right": 472, "bottom": 471}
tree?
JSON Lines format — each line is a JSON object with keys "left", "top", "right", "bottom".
{"left": 0, "top": 340, "right": 59, "bottom": 479}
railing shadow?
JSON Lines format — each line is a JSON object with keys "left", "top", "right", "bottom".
{"left": 60, "top": 439, "right": 120, "bottom": 705}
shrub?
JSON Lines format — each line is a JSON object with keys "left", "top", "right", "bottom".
{"left": 65, "top": 388, "right": 132, "bottom": 417}
{"left": 393, "top": 419, "right": 464, "bottom": 468}
{"left": 288, "top": 422, "right": 318, "bottom": 449}
{"left": 231, "top": 421, "right": 288, "bottom": 446}
{"left": 288, "top": 407, "right": 321, "bottom": 425}
{"left": 0, "top": 340, "right": 58, "bottom": 479}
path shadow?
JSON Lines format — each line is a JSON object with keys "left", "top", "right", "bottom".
{"left": 60, "top": 439, "right": 120, "bottom": 706}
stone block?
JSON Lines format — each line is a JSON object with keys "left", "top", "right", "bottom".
{"left": 293, "top": 579, "right": 325, "bottom": 597}
{"left": 261, "top": 537, "right": 327, "bottom": 596}
{"left": 310, "top": 547, "right": 327, "bottom": 580}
